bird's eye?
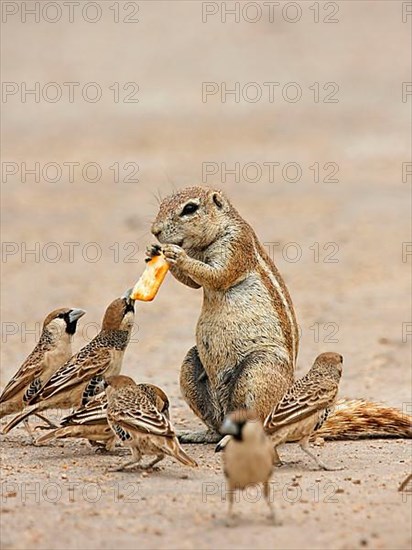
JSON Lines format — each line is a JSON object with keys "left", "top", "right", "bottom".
{"left": 57, "top": 313, "right": 65, "bottom": 319}
{"left": 180, "top": 202, "right": 199, "bottom": 217}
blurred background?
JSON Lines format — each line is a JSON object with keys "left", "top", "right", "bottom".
{"left": 2, "top": 0, "right": 411, "bottom": 410}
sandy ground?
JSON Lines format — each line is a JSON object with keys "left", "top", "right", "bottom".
{"left": 1, "top": 1, "right": 411, "bottom": 549}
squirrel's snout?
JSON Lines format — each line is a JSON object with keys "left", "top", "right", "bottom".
{"left": 151, "top": 223, "right": 162, "bottom": 238}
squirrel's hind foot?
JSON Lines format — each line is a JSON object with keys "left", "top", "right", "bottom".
{"left": 178, "top": 429, "right": 221, "bottom": 444}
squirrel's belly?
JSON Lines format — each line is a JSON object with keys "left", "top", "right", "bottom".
{"left": 197, "top": 277, "right": 290, "bottom": 371}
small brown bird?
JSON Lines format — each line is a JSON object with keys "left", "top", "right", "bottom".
{"left": 220, "top": 410, "right": 277, "bottom": 524}
{"left": 36, "top": 391, "right": 115, "bottom": 450}
{"left": 104, "top": 375, "right": 198, "bottom": 471}
{"left": 36, "top": 381, "right": 171, "bottom": 451}
{"left": 0, "top": 307, "right": 86, "bottom": 433}
{"left": 264, "top": 352, "right": 343, "bottom": 470}
{"left": 3, "top": 291, "right": 135, "bottom": 435}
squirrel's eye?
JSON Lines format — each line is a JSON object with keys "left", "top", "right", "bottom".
{"left": 180, "top": 202, "right": 199, "bottom": 216}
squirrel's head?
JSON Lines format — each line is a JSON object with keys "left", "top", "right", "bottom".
{"left": 151, "top": 186, "right": 232, "bottom": 251}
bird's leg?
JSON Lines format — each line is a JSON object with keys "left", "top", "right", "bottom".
{"left": 109, "top": 459, "right": 142, "bottom": 472}
{"left": 299, "top": 436, "right": 343, "bottom": 471}
{"left": 34, "top": 414, "right": 58, "bottom": 429}
{"left": 23, "top": 418, "right": 36, "bottom": 443}
{"left": 90, "top": 441, "right": 111, "bottom": 454}
{"left": 272, "top": 443, "right": 299, "bottom": 467}
{"left": 105, "top": 438, "right": 116, "bottom": 452}
{"left": 263, "top": 481, "right": 280, "bottom": 525}
{"left": 89, "top": 440, "right": 104, "bottom": 447}
{"left": 225, "top": 490, "right": 237, "bottom": 527}
{"left": 109, "top": 448, "right": 142, "bottom": 471}
{"left": 228, "top": 491, "right": 234, "bottom": 515}
{"left": 142, "top": 454, "right": 165, "bottom": 470}
{"left": 273, "top": 446, "right": 284, "bottom": 467}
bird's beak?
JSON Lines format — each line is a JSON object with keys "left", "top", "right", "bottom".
{"left": 215, "top": 435, "right": 231, "bottom": 453}
{"left": 68, "top": 309, "right": 86, "bottom": 323}
{"left": 122, "top": 288, "right": 135, "bottom": 313}
{"left": 122, "top": 288, "right": 135, "bottom": 304}
{"left": 220, "top": 417, "right": 239, "bottom": 436}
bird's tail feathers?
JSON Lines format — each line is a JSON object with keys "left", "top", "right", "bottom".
{"left": 2, "top": 405, "right": 39, "bottom": 434}
{"left": 169, "top": 439, "right": 198, "bottom": 467}
{"left": 36, "top": 426, "right": 78, "bottom": 445}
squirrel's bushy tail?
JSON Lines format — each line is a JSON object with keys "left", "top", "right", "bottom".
{"left": 315, "top": 399, "right": 412, "bottom": 440}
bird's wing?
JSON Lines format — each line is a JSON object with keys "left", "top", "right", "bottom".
{"left": 140, "top": 383, "right": 170, "bottom": 417}
{"left": 109, "top": 393, "right": 175, "bottom": 437}
{"left": 61, "top": 392, "right": 108, "bottom": 426}
{"left": 264, "top": 378, "right": 339, "bottom": 431}
{"left": 29, "top": 347, "right": 112, "bottom": 404}
{"left": 0, "top": 348, "right": 45, "bottom": 404}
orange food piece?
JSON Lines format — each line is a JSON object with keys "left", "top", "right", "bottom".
{"left": 130, "top": 253, "right": 169, "bottom": 301}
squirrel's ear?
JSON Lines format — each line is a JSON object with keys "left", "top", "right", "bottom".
{"left": 211, "top": 190, "right": 226, "bottom": 210}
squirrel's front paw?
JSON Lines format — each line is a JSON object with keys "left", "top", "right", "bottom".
{"left": 145, "top": 243, "right": 162, "bottom": 262}
{"left": 162, "top": 244, "right": 187, "bottom": 265}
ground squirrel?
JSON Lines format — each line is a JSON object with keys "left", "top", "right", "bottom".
{"left": 151, "top": 186, "right": 412, "bottom": 443}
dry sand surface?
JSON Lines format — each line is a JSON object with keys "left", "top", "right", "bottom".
{"left": 1, "top": 1, "right": 411, "bottom": 549}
